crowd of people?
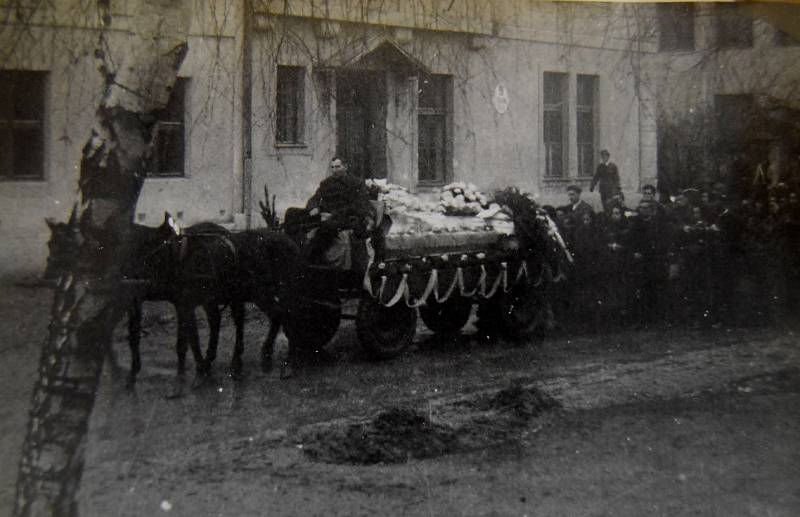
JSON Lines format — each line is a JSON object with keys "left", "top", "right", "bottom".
{"left": 543, "top": 179, "right": 800, "bottom": 333}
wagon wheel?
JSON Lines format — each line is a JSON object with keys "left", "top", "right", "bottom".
{"left": 356, "top": 297, "right": 417, "bottom": 359}
{"left": 284, "top": 291, "right": 341, "bottom": 359}
{"left": 419, "top": 298, "right": 473, "bottom": 336}
{"left": 499, "top": 288, "right": 544, "bottom": 341}
{"left": 477, "top": 286, "right": 545, "bottom": 343}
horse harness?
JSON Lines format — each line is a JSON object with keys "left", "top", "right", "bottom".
{"left": 176, "top": 232, "right": 239, "bottom": 282}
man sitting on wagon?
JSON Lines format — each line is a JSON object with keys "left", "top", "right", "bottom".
{"left": 295, "top": 157, "right": 378, "bottom": 270}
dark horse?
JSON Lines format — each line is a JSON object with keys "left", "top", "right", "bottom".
{"left": 152, "top": 217, "right": 306, "bottom": 378}
{"left": 44, "top": 211, "right": 224, "bottom": 385}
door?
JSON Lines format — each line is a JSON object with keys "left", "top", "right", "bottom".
{"left": 336, "top": 70, "right": 386, "bottom": 179}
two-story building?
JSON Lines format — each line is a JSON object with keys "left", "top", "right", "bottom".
{"left": 2, "top": 1, "right": 798, "bottom": 279}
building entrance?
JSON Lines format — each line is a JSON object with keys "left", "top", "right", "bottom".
{"left": 335, "top": 70, "right": 387, "bottom": 180}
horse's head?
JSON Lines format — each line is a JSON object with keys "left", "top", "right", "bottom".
{"left": 135, "top": 212, "right": 182, "bottom": 283}
{"left": 43, "top": 205, "right": 83, "bottom": 281}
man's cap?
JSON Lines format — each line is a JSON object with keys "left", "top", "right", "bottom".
{"left": 566, "top": 185, "right": 582, "bottom": 194}
{"left": 600, "top": 149, "right": 610, "bottom": 156}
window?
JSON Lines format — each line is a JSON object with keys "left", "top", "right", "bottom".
{"left": 715, "top": 94, "right": 754, "bottom": 148}
{"left": 276, "top": 65, "right": 305, "bottom": 145}
{"left": 716, "top": 3, "right": 753, "bottom": 49}
{"left": 543, "top": 72, "right": 568, "bottom": 178}
{"left": 577, "top": 75, "right": 597, "bottom": 178}
{"left": 657, "top": 3, "right": 695, "bottom": 51}
{"left": 418, "top": 74, "right": 451, "bottom": 184}
{"left": 149, "top": 77, "right": 187, "bottom": 177}
{"left": 0, "top": 71, "right": 46, "bottom": 181}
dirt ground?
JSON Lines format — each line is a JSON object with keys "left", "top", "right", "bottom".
{"left": 1, "top": 285, "right": 799, "bottom": 516}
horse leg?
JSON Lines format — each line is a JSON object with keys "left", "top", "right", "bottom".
{"left": 204, "top": 303, "right": 222, "bottom": 369}
{"left": 261, "top": 312, "right": 280, "bottom": 373}
{"left": 230, "top": 301, "right": 245, "bottom": 379}
{"left": 185, "top": 306, "right": 208, "bottom": 376}
{"left": 175, "top": 304, "right": 200, "bottom": 376}
{"left": 127, "top": 302, "right": 143, "bottom": 387}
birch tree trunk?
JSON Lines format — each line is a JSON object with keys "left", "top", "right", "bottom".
{"left": 14, "top": 2, "right": 191, "bottom": 515}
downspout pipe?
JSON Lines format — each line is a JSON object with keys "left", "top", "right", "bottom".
{"left": 242, "top": 0, "right": 253, "bottom": 228}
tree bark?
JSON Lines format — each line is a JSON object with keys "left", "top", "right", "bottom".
{"left": 14, "top": 2, "right": 191, "bottom": 515}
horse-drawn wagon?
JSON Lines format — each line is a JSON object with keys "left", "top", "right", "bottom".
{"left": 281, "top": 185, "right": 572, "bottom": 360}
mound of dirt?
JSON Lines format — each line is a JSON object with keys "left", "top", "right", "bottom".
{"left": 300, "top": 386, "right": 559, "bottom": 465}
{"left": 482, "top": 385, "right": 560, "bottom": 419}
{"left": 301, "top": 408, "right": 458, "bottom": 465}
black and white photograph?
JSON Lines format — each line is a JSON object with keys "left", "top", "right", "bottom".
{"left": 1, "top": 1, "right": 799, "bottom": 515}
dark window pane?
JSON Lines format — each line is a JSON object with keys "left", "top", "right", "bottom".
{"left": 0, "top": 75, "right": 12, "bottom": 119}
{"left": 658, "top": 3, "right": 695, "bottom": 51}
{"left": 577, "top": 111, "right": 594, "bottom": 143}
{"left": 161, "top": 78, "right": 186, "bottom": 122}
{"left": 717, "top": 3, "right": 753, "bottom": 48}
{"left": 578, "top": 143, "right": 594, "bottom": 178}
{"left": 155, "top": 125, "right": 184, "bottom": 176}
{"left": 0, "top": 126, "right": 13, "bottom": 175}
{"left": 577, "top": 75, "right": 596, "bottom": 110}
{"left": 417, "top": 74, "right": 450, "bottom": 184}
{"left": 543, "top": 73, "right": 567, "bottom": 179}
{"left": 543, "top": 110, "right": 562, "bottom": 143}
{"left": 0, "top": 70, "right": 45, "bottom": 180}
{"left": 418, "top": 114, "right": 446, "bottom": 182}
{"left": 13, "top": 123, "right": 44, "bottom": 179}
{"left": 13, "top": 72, "right": 45, "bottom": 120}
{"left": 149, "top": 78, "right": 187, "bottom": 176}
{"left": 276, "top": 66, "right": 304, "bottom": 144}
{"left": 543, "top": 72, "right": 565, "bottom": 106}
{"left": 577, "top": 75, "right": 597, "bottom": 177}
{"left": 545, "top": 143, "right": 563, "bottom": 178}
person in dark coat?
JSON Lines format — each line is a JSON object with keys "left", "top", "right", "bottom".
{"left": 564, "top": 184, "right": 594, "bottom": 221}
{"left": 572, "top": 211, "right": 606, "bottom": 332}
{"left": 627, "top": 200, "right": 669, "bottom": 328}
{"left": 303, "top": 157, "right": 375, "bottom": 269}
{"left": 598, "top": 204, "right": 631, "bottom": 328}
{"left": 590, "top": 149, "right": 621, "bottom": 210}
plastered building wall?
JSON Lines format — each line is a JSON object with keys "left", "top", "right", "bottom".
{"left": 0, "top": 1, "right": 241, "bottom": 279}
{"left": 248, "top": 12, "right": 656, "bottom": 220}
{"left": 0, "top": 0, "right": 659, "bottom": 278}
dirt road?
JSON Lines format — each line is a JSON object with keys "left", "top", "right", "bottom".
{"left": 0, "top": 287, "right": 797, "bottom": 516}
{"left": 77, "top": 305, "right": 799, "bottom": 517}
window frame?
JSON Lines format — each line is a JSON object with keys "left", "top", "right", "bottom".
{"left": 543, "top": 71, "right": 568, "bottom": 179}
{"left": 0, "top": 70, "right": 47, "bottom": 182}
{"left": 417, "top": 73, "right": 452, "bottom": 186}
{"left": 576, "top": 74, "right": 598, "bottom": 178}
{"left": 147, "top": 77, "right": 188, "bottom": 178}
{"left": 275, "top": 65, "right": 306, "bottom": 147}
